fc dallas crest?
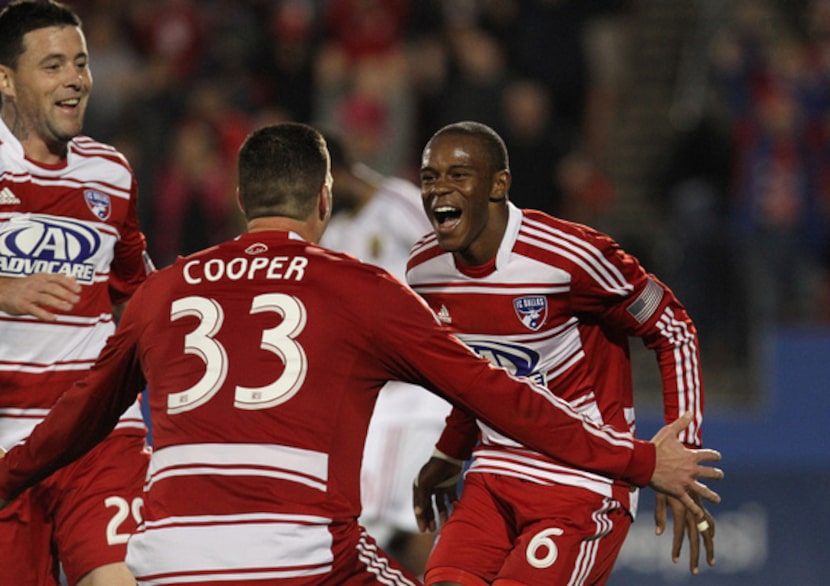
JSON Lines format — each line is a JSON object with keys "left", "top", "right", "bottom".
{"left": 84, "top": 189, "right": 111, "bottom": 220}
{"left": 513, "top": 295, "right": 547, "bottom": 331}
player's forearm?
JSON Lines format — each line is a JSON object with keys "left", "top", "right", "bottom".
{"left": 653, "top": 333, "right": 704, "bottom": 446}
{"left": 446, "top": 364, "right": 656, "bottom": 486}
{"left": 434, "top": 406, "right": 478, "bottom": 461}
{"left": 0, "top": 323, "right": 144, "bottom": 500}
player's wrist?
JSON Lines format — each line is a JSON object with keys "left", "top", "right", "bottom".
{"left": 624, "top": 439, "right": 657, "bottom": 487}
{"left": 431, "top": 447, "right": 465, "bottom": 467}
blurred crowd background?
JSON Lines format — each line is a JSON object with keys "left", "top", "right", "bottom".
{"left": 24, "top": 0, "right": 830, "bottom": 406}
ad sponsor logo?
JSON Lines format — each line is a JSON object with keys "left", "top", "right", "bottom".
{"left": 0, "top": 215, "right": 101, "bottom": 283}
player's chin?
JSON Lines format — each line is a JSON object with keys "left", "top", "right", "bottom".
{"left": 434, "top": 231, "right": 465, "bottom": 253}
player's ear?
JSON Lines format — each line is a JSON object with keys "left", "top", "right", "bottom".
{"left": 0, "top": 65, "right": 14, "bottom": 98}
{"left": 489, "top": 169, "right": 511, "bottom": 203}
{"left": 319, "top": 181, "right": 332, "bottom": 222}
{"left": 236, "top": 188, "right": 246, "bottom": 216}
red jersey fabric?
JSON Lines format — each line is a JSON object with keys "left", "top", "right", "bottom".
{"left": 0, "top": 117, "right": 151, "bottom": 584}
{"left": 0, "top": 119, "right": 149, "bottom": 445}
{"left": 0, "top": 229, "right": 656, "bottom": 583}
{"left": 407, "top": 203, "right": 704, "bottom": 515}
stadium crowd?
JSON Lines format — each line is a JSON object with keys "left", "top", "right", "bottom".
{"left": 4, "top": 0, "right": 824, "bottom": 583}
{"left": 52, "top": 0, "right": 829, "bottom": 352}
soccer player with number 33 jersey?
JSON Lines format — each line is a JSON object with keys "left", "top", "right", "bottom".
{"left": 0, "top": 123, "right": 722, "bottom": 585}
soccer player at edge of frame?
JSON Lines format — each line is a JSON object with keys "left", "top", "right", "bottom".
{"left": 0, "top": 1, "right": 152, "bottom": 584}
{"left": 0, "top": 123, "right": 723, "bottom": 585}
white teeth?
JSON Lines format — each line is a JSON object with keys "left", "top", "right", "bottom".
{"left": 57, "top": 99, "right": 80, "bottom": 106}
{"left": 434, "top": 205, "right": 458, "bottom": 213}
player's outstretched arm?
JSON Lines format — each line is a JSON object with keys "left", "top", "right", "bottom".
{"left": 648, "top": 412, "right": 723, "bottom": 519}
{"left": 412, "top": 454, "right": 463, "bottom": 533}
{"left": 0, "top": 274, "right": 81, "bottom": 321}
{"left": 655, "top": 492, "right": 716, "bottom": 575}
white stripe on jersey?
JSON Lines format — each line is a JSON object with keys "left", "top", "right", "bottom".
{"left": 0, "top": 409, "right": 49, "bottom": 450}
{"left": 147, "top": 443, "right": 329, "bottom": 492}
{"left": 23, "top": 175, "right": 131, "bottom": 201}
{"left": 656, "top": 306, "right": 701, "bottom": 443}
{"left": 0, "top": 316, "right": 115, "bottom": 371}
{"left": 468, "top": 448, "right": 614, "bottom": 497}
{"left": 357, "top": 529, "right": 420, "bottom": 585}
{"left": 415, "top": 282, "right": 569, "bottom": 296}
{"left": 127, "top": 515, "right": 334, "bottom": 584}
{"left": 0, "top": 212, "right": 123, "bottom": 238}
{"left": 0, "top": 402, "right": 144, "bottom": 450}
{"left": 72, "top": 137, "right": 121, "bottom": 157}
{"left": 408, "top": 232, "right": 438, "bottom": 259}
{"left": 518, "top": 224, "right": 632, "bottom": 296}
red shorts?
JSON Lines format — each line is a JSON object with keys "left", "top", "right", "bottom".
{"left": 425, "top": 473, "right": 631, "bottom": 586}
{"left": 0, "top": 432, "right": 150, "bottom": 586}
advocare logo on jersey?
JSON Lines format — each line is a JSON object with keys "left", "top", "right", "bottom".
{"left": 464, "top": 338, "right": 541, "bottom": 379}
{"left": 513, "top": 295, "right": 547, "bottom": 331}
{"left": 0, "top": 214, "right": 101, "bottom": 284}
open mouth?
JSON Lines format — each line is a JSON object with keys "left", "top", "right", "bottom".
{"left": 55, "top": 98, "right": 81, "bottom": 110}
{"left": 433, "top": 205, "right": 462, "bottom": 230}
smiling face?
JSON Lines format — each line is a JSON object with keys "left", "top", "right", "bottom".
{"left": 0, "top": 25, "right": 92, "bottom": 162}
{"left": 419, "top": 131, "right": 511, "bottom": 266}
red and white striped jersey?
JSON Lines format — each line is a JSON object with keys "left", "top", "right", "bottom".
{"left": 0, "top": 119, "right": 149, "bottom": 449}
{"left": 406, "top": 203, "right": 704, "bottom": 513}
{"left": 0, "top": 230, "right": 658, "bottom": 583}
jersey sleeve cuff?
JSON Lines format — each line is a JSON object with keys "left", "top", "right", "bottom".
{"left": 622, "top": 439, "right": 656, "bottom": 487}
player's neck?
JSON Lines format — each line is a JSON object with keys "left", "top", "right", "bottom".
{"left": 1, "top": 110, "right": 68, "bottom": 165}
{"left": 247, "top": 217, "right": 318, "bottom": 243}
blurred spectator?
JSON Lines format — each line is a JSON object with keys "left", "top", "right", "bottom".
{"left": 44, "top": 0, "right": 830, "bottom": 411}
{"left": 432, "top": 25, "right": 508, "bottom": 133}
{"left": 712, "top": 0, "right": 830, "bottom": 331}
{"left": 499, "top": 77, "right": 573, "bottom": 215}
{"left": 151, "top": 117, "right": 239, "bottom": 266}
{"left": 503, "top": 0, "right": 593, "bottom": 137}
{"left": 557, "top": 151, "right": 617, "bottom": 227}
{"left": 258, "top": 0, "right": 321, "bottom": 122}
{"left": 313, "top": 0, "right": 416, "bottom": 175}
{"left": 81, "top": 5, "right": 142, "bottom": 141}
{"left": 658, "top": 115, "right": 743, "bottom": 365}
{"left": 128, "top": 0, "right": 206, "bottom": 80}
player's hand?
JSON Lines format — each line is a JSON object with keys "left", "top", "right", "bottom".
{"left": 655, "top": 492, "right": 716, "bottom": 574}
{"left": 413, "top": 456, "right": 462, "bottom": 533}
{"left": 0, "top": 274, "right": 81, "bottom": 321}
{"left": 649, "top": 412, "right": 724, "bottom": 519}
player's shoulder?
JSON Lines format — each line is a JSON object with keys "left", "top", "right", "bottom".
{"left": 519, "top": 208, "right": 612, "bottom": 244}
{"left": 69, "top": 135, "right": 133, "bottom": 170}
{"left": 315, "top": 241, "right": 400, "bottom": 281}
{"left": 179, "top": 235, "right": 396, "bottom": 284}
{"left": 407, "top": 230, "right": 445, "bottom": 264}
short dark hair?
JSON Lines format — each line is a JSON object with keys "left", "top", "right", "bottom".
{"left": 428, "top": 121, "right": 510, "bottom": 173}
{"left": 238, "top": 123, "right": 329, "bottom": 221}
{"left": 0, "top": 0, "right": 81, "bottom": 69}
